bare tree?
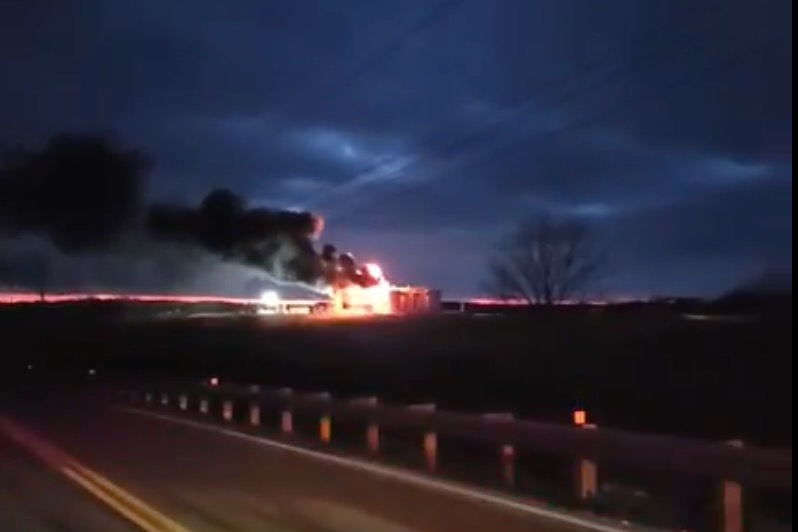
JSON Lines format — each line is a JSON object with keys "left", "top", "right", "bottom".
{"left": 485, "top": 216, "right": 604, "bottom": 305}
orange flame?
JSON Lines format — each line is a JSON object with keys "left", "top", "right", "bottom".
{"left": 331, "top": 262, "right": 393, "bottom": 315}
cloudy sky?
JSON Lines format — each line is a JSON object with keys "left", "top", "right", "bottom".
{"left": 0, "top": 0, "right": 792, "bottom": 298}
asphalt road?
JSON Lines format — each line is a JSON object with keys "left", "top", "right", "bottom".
{"left": 0, "top": 433, "right": 140, "bottom": 531}
{"left": 0, "top": 389, "right": 633, "bottom": 532}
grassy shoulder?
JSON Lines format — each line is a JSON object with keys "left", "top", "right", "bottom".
{"left": 1, "top": 301, "right": 791, "bottom": 445}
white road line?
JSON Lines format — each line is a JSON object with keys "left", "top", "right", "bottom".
{"left": 115, "top": 406, "right": 653, "bottom": 532}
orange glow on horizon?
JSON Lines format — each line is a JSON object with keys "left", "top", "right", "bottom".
{"left": 0, "top": 292, "right": 259, "bottom": 305}
{"left": 0, "top": 292, "right": 630, "bottom": 307}
{"left": 467, "top": 297, "right": 636, "bottom": 306}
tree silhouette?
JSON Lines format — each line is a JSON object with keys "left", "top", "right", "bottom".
{"left": 485, "top": 216, "right": 604, "bottom": 305}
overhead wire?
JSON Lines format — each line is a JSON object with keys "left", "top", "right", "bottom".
{"left": 310, "top": 4, "right": 780, "bottom": 222}
{"left": 301, "top": 1, "right": 724, "bottom": 212}
{"left": 273, "top": 0, "right": 470, "bottom": 121}
{"left": 344, "top": 31, "right": 787, "bottom": 226}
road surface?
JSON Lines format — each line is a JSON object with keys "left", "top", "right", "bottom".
{"left": 0, "top": 431, "right": 141, "bottom": 531}
{"left": 0, "top": 389, "right": 629, "bottom": 532}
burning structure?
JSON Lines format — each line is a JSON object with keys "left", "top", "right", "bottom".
{"left": 257, "top": 283, "right": 441, "bottom": 316}
{"left": 320, "top": 244, "right": 391, "bottom": 314}
{"left": 147, "top": 189, "right": 439, "bottom": 316}
{"left": 389, "top": 286, "right": 442, "bottom": 314}
{"left": 319, "top": 246, "right": 442, "bottom": 315}
{"left": 0, "top": 136, "right": 437, "bottom": 314}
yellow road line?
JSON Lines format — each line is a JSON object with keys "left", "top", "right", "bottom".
{"left": 62, "top": 467, "right": 166, "bottom": 532}
{"left": 0, "top": 414, "right": 191, "bottom": 532}
{"left": 69, "top": 462, "right": 191, "bottom": 532}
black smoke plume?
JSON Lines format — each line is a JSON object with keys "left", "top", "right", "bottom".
{"left": 0, "top": 132, "right": 382, "bottom": 293}
{"left": 0, "top": 133, "right": 148, "bottom": 253}
{"left": 147, "top": 189, "right": 324, "bottom": 288}
{"left": 319, "top": 244, "right": 381, "bottom": 288}
{"left": 147, "top": 189, "right": 382, "bottom": 291}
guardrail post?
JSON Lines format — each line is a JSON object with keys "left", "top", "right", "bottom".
{"left": 249, "top": 403, "right": 261, "bottom": 426}
{"left": 501, "top": 444, "right": 515, "bottom": 487}
{"left": 246, "top": 385, "right": 261, "bottom": 426}
{"left": 145, "top": 391, "right": 153, "bottom": 404}
{"left": 279, "top": 388, "right": 293, "bottom": 434}
{"left": 178, "top": 394, "right": 188, "bottom": 411}
{"left": 410, "top": 403, "right": 437, "bottom": 473}
{"left": 424, "top": 432, "right": 438, "bottom": 473}
{"left": 222, "top": 398, "right": 234, "bottom": 422}
{"left": 160, "top": 392, "right": 169, "bottom": 407}
{"left": 311, "top": 393, "right": 332, "bottom": 444}
{"left": 366, "top": 398, "right": 379, "bottom": 453}
{"left": 199, "top": 397, "right": 209, "bottom": 415}
{"left": 204, "top": 377, "right": 220, "bottom": 417}
{"left": 575, "top": 422, "right": 598, "bottom": 501}
{"left": 721, "top": 440, "right": 745, "bottom": 532}
{"left": 352, "top": 397, "right": 379, "bottom": 453}
{"left": 484, "top": 413, "right": 515, "bottom": 487}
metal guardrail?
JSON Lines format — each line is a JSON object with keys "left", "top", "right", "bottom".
{"left": 110, "top": 378, "right": 792, "bottom": 532}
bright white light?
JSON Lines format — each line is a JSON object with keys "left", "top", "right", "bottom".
{"left": 260, "top": 291, "right": 280, "bottom": 306}
{"left": 364, "top": 263, "right": 383, "bottom": 281}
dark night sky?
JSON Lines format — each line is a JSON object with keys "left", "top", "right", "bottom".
{"left": 0, "top": 0, "right": 792, "bottom": 298}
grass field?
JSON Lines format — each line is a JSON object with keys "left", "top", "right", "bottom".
{"left": 1, "top": 300, "right": 791, "bottom": 445}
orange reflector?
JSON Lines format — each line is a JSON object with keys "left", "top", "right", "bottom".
{"left": 573, "top": 410, "right": 587, "bottom": 426}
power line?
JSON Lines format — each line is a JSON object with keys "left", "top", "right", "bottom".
{"left": 318, "top": 4, "right": 766, "bottom": 220}
{"left": 303, "top": 2, "right": 724, "bottom": 212}
{"left": 275, "top": 0, "right": 470, "bottom": 121}
{"left": 334, "top": 31, "right": 787, "bottom": 226}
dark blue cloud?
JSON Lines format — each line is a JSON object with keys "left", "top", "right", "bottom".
{"left": 0, "top": 0, "right": 791, "bottom": 297}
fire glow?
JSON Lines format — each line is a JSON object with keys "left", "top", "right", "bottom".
{"left": 253, "top": 261, "right": 394, "bottom": 316}
{"left": 0, "top": 261, "right": 440, "bottom": 316}
{"left": 330, "top": 262, "right": 393, "bottom": 315}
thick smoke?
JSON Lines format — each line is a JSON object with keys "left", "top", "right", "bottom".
{"left": 320, "top": 243, "right": 381, "bottom": 288}
{"left": 147, "top": 189, "right": 381, "bottom": 292}
{"left": 0, "top": 132, "right": 380, "bottom": 294}
{"left": 0, "top": 133, "right": 148, "bottom": 253}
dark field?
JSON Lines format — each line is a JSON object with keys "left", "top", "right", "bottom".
{"left": 0, "top": 300, "right": 792, "bottom": 446}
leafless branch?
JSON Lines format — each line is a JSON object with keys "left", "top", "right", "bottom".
{"left": 484, "top": 215, "right": 604, "bottom": 305}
